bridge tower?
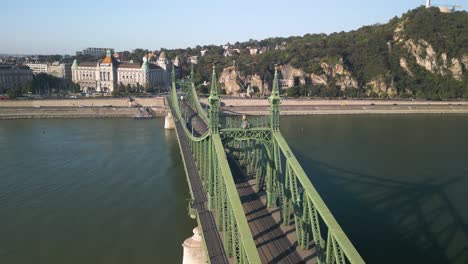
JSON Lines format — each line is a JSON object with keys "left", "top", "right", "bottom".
{"left": 207, "top": 65, "right": 220, "bottom": 210}
{"left": 165, "top": 66, "right": 178, "bottom": 129}
{"left": 190, "top": 64, "right": 195, "bottom": 83}
{"left": 269, "top": 65, "right": 281, "bottom": 131}
{"left": 208, "top": 65, "right": 220, "bottom": 134}
{"left": 266, "top": 65, "right": 281, "bottom": 207}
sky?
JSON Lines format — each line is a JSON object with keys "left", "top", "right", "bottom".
{"left": 1, "top": 0, "right": 466, "bottom": 55}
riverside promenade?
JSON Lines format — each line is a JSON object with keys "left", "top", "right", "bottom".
{"left": 0, "top": 97, "right": 167, "bottom": 119}
{"left": 203, "top": 98, "right": 468, "bottom": 115}
{"left": 2, "top": 97, "right": 468, "bottom": 119}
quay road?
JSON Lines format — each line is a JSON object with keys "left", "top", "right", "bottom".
{"left": 219, "top": 103, "right": 468, "bottom": 115}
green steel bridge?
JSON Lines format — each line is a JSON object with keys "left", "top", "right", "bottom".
{"left": 168, "top": 65, "right": 365, "bottom": 264}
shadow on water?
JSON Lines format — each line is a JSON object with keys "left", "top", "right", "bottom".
{"left": 302, "top": 158, "right": 468, "bottom": 264}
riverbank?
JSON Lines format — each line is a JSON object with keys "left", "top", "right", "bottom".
{"left": 0, "top": 97, "right": 167, "bottom": 119}
{"left": 0, "top": 97, "right": 166, "bottom": 108}
{"left": 0, "top": 107, "right": 166, "bottom": 119}
{"left": 210, "top": 98, "right": 468, "bottom": 115}
{"left": 2, "top": 98, "right": 468, "bottom": 119}
{"left": 221, "top": 104, "right": 468, "bottom": 115}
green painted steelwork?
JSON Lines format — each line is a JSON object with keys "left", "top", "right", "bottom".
{"left": 168, "top": 65, "right": 261, "bottom": 264}
{"left": 168, "top": 63, "right": 365, "bottom": 264}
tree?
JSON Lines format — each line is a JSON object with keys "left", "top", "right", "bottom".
{"left": 6, "top": 89, "right": 19, "bottom": 98}
{"left": 144, "top": 82, "right": 153, "bottom": 93}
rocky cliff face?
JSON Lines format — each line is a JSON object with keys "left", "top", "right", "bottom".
{"left": 403, "top": 39, "right": 448, "bottom": 75}
{"left": 366, "top": 76, "right": 397, "bottom": 97}
{"left": 400, "top": 39, "right": 466, "bottom": 80}
{"left": 216, "top": 10, "right": 466, "bottom": 97}
{"left": 280, "top": 64, "right": 306, "bottom": 86}
{"left": 245, "top": 74, "right": 268, "bottom": 95}
{"left": 462, "top": 55, "right": 468, "bottom": 69}
{"left": 400, "top": 58, "right": 413, "bottom": 76}
{"left": 219, "top": 66, "right": 242, "bottom": 95}
{"left": 218, "top": 60, "right": 358, "bottom": 96}
{"left": 394, "top": 20, "right": 466, "bottom": 81}
{"left": 280, "top": 60, "right": 358, "bottom": 90}
{"left": 219, "top": 67, "right": 268, "bottom": 96}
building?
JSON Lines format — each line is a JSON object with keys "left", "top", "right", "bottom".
{"left": 0, "top": 65, "right": 33, "bottom": 93}
{"left": 187, "top": 56, "right": 198, "bottom": 65}
{"left": 76, "top": 47, "right": 114, "bottom": 57}
{"left": 25, "top": 63, "right": 48, "bottom": 74}
{"left": 248, "top": 47, "right": 258, "bottom": 56}
{"left": 172, "top": 56, "right": 182, "bottom": 79}
{"left": 25, "top": 62, "right": 72, "bottom": 79}
{"left": 48, "top": 62, "right": 72, "bottom": 79}
{"left": 279, "top": 79, "right": 294, "bottom": 89}
{"left": 72, "top": 50, "right": 171, "bottom": 93}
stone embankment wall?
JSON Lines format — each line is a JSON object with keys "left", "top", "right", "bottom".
{"left": 201, "top": 98, "right": 468, "bottom": 106}
{"left": 2, "top": 97, "right": 468, "bottom": 119}
{"left": 0, "top": 107, "right": 166, "bottom": 119}
{"left": 0, "top": 97, "right": 166, "bottom": 108}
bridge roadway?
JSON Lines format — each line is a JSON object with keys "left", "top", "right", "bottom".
{"left": 178, "top": 101, "right": 317, "bottom": 263}
{"left": 172, "top": 103, "right": 229, "bottom": 263}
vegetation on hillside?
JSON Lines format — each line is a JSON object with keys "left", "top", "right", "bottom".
{"left": 159, "top": 7, "right": 468, "bottom": 99}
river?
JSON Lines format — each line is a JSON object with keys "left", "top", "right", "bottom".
{"left": 1, "top": 115, "right": 467, "bottom": 264}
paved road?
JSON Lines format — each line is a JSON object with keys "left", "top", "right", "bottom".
{"left": 220, "top": 104, "right": 468, "bottom": 115}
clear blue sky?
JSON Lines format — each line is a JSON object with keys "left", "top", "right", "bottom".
{"left": 1, "top": 0, "right": 466, "bottom": 55}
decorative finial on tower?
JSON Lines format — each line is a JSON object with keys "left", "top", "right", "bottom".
{"left": 208, "top": 63, "right": 220, "bottom": 134}
{"left": 271, "top": 64, "right": 280, "bottom": 97}
{"left": 269, "top": 64, "right": 281, "bottom": 131}
{"left": 171, "top": 64, "right": 175, "bottom": 84}
{"left": 210, "top": 63, "right": 218, "bottom": 97}
{"left": 190, "top": 64, "right": 194, "bottom": 83}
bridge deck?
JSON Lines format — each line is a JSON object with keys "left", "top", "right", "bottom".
{"left": 236, "top": 180, "right": 317, "bottom": 264}
{"left": 170, "top": 103, "right": 229, "bottom": 264}
{"left": 176, "top": 101, "right": 316, "bottom": 263}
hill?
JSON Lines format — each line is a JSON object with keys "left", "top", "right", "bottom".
{"left": 166, "top": 7, "right": 468, "bottom": 99}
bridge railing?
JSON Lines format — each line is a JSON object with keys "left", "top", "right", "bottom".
{"left": 177, "top": 80, "right": 208, "bottom": 121}
{"left": 169, "top": 80, "right": 262, "bottom": 264}
{"left": 274, "top": 132, "right": 365, "bottom": 264}
{"left": 208, "top": 134, "right": 262, "bottom": 263}
{"left": 219, "top": 114, "right": 270, "bottom": 130}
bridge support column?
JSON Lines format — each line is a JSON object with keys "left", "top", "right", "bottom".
{"left": 165, "top": 112, "right": 175, "bottom": 129}
{"left": 182, "top": 227, "right": 207, "bottom": 264}
{"left": 207, "top": 193, "right": 214, "bottom": 211}
{"left": 267, "top": 191, "right": 278, "bottom": 208}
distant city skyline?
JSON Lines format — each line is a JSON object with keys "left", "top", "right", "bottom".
{"left": 1, "top": 0, "right": 466, "bottom": 55}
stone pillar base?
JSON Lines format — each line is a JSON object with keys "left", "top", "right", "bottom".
{"left": 182, "top": 227, "right": 207, "bottom": 264}
{"left": 165, "top": 112, "right": 175, "bottom": 129}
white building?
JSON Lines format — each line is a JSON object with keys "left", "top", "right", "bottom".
{"left": 25, "top": 63, "right": 48, "bottom": 74}
{"left": 26, "top": 62, "right": 72, "bottom": 79}
{"left": 72, "top": 50, "right": 170, "bottom": 93}
{"left": 187, "top": 56, "right": 198, "bottom": 65}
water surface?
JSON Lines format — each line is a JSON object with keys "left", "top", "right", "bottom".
{"left": 281, "top": 115, "right": 468, "bottom": 264}
{"left": 0, "top": 119, "right": 194, "bottom": 264}
{"left": 1, "top": 115, "right": 467, "bottom": 264}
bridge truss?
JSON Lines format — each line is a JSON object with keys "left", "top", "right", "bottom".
{"left": 168, "top": 65, "right": 365, "bottom": 264}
